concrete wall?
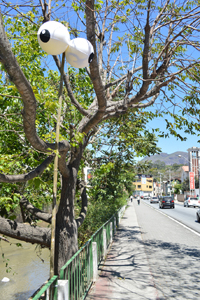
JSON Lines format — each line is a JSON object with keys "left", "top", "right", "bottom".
{"left": 176, "top": 194, "right": 184, "bottom": 202}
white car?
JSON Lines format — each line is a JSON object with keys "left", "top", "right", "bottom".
{"left": 150, "top": 196, "right": 159, "bottom": 203}
{"left": 184, "top": 197, "right": 200, "bottom": 208}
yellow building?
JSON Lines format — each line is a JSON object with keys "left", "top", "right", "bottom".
{"left": 133, "top": 174, "right": 153, "bottom": 197}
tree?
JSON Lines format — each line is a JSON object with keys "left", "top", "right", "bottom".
{"left": 195, "top": 176, "right": 199, "bottom": 189}
{"left": 171, "top": 163, "right": 182, "bottom": 172}
{"left": 153, "top": 160, "right": 166, "bottom": 170}
{"left": 78, "top": 154, "right": 135, "bottom": 246}
{"left": 181, "top": 178, "right": 190, "bottom": 192}
{"left": 0, "top": 0, "right": 200, "bottom": 275}
{"left": 174, "top": 183, "right": 181, "bottom": 194}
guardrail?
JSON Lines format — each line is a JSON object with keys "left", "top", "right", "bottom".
{"left": 31, "top": 204, "right": 127, "bottom": 300}
{"left": 59, "top": 239, "right": 93, "bottom": 300}
{"left": 31, "top": 275, "right": 58, "bottom": 300}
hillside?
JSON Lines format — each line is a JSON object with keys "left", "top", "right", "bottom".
{"left": 141, "top": 151, "right": 188, "bottom": 165}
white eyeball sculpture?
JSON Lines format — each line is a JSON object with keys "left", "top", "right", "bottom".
{"left": 37, "top": 21, "right": 70, "bottom": 55}
{"left": 65, "top": 38, "right": 94, "bottom": 68}
{"left": 37, "top": 21, "right": 94, "bottom": 68}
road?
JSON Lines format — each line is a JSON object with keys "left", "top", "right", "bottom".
{"left": 133, "top": 199, "right": 200, "bottom": 299}
{"left": 144, "top": 199, "right": 200, "bottom": 233}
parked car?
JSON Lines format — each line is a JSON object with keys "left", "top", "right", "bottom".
{"left": 150, "top": 196, "right": 159, "bottom": 203}
{"left": 143, "top": 196, "right": 150, "bottom": 200}
{"left": 184, "top": 197, "right": 200, "bottom": 208}
{"left": 197, "top": 208, "right": 200, "bottom": 222}
{"left": 159, "top": 196, "right": 174, "bottom": 209}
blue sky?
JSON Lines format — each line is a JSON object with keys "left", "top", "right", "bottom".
{"left": 146, "top": 117, "right": 200, "bottom": 154}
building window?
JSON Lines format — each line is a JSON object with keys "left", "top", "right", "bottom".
{"left": 138, "top": 185, "right": 141, "bottom": 188}
{"left": 149, "top": 186, "right": 152, "bottom": 189}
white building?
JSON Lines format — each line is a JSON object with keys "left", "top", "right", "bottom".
{"left": 181, "top": 165, "right": 189, "bottom": 182}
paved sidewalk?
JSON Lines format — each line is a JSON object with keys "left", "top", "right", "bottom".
{"left": 86, "top": 202, "right": 159, "bottom": 300}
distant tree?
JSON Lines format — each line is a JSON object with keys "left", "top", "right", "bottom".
{"left": 174, "top": 183, "right": 181, "bottom": 194}
{"left": 195, "top": 177, "right": 199, "bottom": 189}
{"left": 153, "top": 160, "right": 166, "bottom": 170}
{"left": 78, "top": 153, "right": 135, "bottom": 245}
{"left": 181, "top": 178, "right": 190, "bottom": 193}
{"left": 172, "top": 163, "right": 182, "bottom": 172}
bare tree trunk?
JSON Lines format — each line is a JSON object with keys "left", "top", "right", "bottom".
{"left": 54, "top": 166, "right": 79, "bottom": 275}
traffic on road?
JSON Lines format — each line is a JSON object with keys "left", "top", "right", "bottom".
{"left": 136, "top": 196, "right": 200, "bottom": 234}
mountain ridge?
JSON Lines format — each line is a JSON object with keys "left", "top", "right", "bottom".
{"left": 141, "top": 151, "right": 188, "bottom": 165}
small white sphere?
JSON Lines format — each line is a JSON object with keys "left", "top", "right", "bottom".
{"left": 1, "top": 277, "right": 10, "bottom": 282}
{"left": 37, "top": 21, "right": 70, "bottom": 55}
{"left": 65, "top": 38, "right": 94, "bottom": 68}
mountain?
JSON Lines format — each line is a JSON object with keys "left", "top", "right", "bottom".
{"left": 141, "top": 151, "right": 188, "bottom": 165}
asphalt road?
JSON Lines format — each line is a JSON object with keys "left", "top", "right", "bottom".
{"left": 133, "top": 199, "right": 200, "bottom": 300}
{"left": 143, "top": 199, "right": 200, "bottom": 233}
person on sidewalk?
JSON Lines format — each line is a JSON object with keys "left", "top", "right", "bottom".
{"left": 137, "top": 197, "right": 140, "bottom": 205}
{"left": 130, "top": 195, "right": 133, "bottom": 202}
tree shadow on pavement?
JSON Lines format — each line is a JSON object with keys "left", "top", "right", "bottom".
{"left": 100, "top": 225, "right": 200, "bottom": 299}
{"left": 140, "top": 237, "right": 200, "bottom": 299}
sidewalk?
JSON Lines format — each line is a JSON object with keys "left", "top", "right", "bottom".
{"left": 86, "top": 202, "right": 159, "bottom": 300}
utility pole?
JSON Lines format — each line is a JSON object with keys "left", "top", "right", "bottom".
{"left": 159, "top": 173, "right": 162, "bottom": 196}
{"left": 190, "top": 150, "right": 193, "bottom": 195}
{"left": 168, "top": 170, "right": 171, "bottom": 196}
{"left": 178, "top": 154, "right": 191, "bottom": 196}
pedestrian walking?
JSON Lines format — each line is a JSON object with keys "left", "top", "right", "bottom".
{"left": 130, "top": 196, "right": 133, "bottom": 202}
{"left": 137, "top": 198, "right": 140, "bottom": 205}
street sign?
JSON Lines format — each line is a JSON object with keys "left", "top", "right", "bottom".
{"left": 189, "top": 172, "right": 195, "bottom": 190}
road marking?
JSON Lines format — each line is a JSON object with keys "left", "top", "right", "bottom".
{"left": 143, "top": 200, "right": 200, "bottom": 237}
{"left": 165, "top": 214, "right": 200, "bottom": 237}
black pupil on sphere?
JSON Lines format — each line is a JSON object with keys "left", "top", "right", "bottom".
{"left": 40, "top": 29, "right": 50, "bottom": 43}
{"left": 88, "top": 53, "right": 94, "bottom": 63}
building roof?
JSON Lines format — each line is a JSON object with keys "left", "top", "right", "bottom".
{"left": 182, "top": 166, "right": 189, "bottom": 172}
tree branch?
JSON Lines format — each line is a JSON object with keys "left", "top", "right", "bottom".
{"left": 53, "top": 55, "right": 89, "bottom": 117}
{"left": 0, "top": 155, "right": 54, "bottom": 183}
{"left": 0, "top": 235, "right": 9, "bottom": 243}
{"left": 79, "top": 0, "right": 106, "bottom": 134}
{"left": 20, "top": 197, "right": 52, "bottom": 223}
{"left": 0, "top": 217, "right": 51, "bottom": 247}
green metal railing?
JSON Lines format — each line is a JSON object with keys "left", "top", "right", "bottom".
{"left": 31, "top": 275, "right": 58, "bottom": 300}
{"left": 32, "top": 204, "right": 126, "bottom": 300}
{"left": 60, "top": 238, "right": 93, "bottom": 300}
{"left": 91, "top": 226, "right": 104, "bottom": 264}
{"left": 59, "top": 208, "right": 123, "bottom": 300}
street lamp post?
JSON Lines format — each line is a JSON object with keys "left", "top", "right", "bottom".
{"left": 167, "top": 170, "right": 172, "bottom": 196}
{"left": 158, "top": 172, "right": 162, "bottom": 196}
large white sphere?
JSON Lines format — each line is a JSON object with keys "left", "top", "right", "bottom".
{"left": 65, "top": 38, "right": 94, "bottom": 68}
{"left": 37, "top": 21, "right": 70, "bottom": 55}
